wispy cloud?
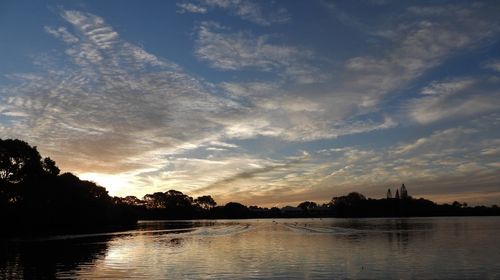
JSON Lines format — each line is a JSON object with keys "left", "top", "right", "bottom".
{"left": 173, "top": 120, "right": 499, "bottom": 206}
{"left": 44, "top": 26, "right": 79, "bottom": 43}
{"left": 392, "top": 127, "right": 477, "bottom": 155}
{"left": 195, "top": 22, "right": 327, "bottom": 84}
{"left": 420, "top": 78, "right": 476, "bottom": 95}
{"left": 1, "top": 2, "right": 499, "bottom": 206}
{"left": 309, "top": 122, "right": 500, "bottom": 205}
{"left": 407, "top": 77, "right": 500, "bottom": 124}
{"left": 1, "top": 10, "right": 235, "bottom": 178}
{"left": 338, "top": 2, "right": 499, "bottom": 110}
{"left": 177, "top": 0, "right": 289, "bottom": 25}
{"left": 483, "top": 59, "right": 500, "bottom": 72}
{"left": 176, "top": 2, "right": 207, "bottom": 14}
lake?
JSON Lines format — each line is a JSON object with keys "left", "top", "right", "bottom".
{"left": 1, "top": 217, "right": 500, "bottom": 279}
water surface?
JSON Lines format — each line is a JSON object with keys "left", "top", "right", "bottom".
{"left": 1, "top": 217, "right": 500, "bottom": 279}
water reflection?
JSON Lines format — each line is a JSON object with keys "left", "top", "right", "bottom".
{"left": 284, "top": 218, "right": 435, "bottom": 251}
{"left": 0, "top": 236, "right": 110, "bottom": 279}
{"left": 1, "top": 217, "right": 500, "bottom": 279}
{"left": 0, "top": 221, "right": 201, "bottom": 279}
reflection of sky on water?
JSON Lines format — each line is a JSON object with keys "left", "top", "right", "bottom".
{"left": 2, "top": 218, "right": 500, "bottom": 279}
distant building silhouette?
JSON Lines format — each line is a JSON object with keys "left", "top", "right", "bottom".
{"left": 395, "top": 189, "right": 400, "bottom": 199}
{"left": 387, "top": 188, "right": 392, "bottom": 199}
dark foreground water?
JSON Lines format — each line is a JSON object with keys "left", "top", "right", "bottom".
{"left": 1, "top": 217, "right": 500, "bottom": 279}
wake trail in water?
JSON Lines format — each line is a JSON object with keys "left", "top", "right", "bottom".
{"left": 284, "top": 223, "right": 356, "bottom": 234}
{"left": 22, "top": 227, "right": 195, "bottom": 242}
{"left": 26, "top": 224, "right": 254, "bottom": 241}
{"left": 283, "top": 223, "right": 430, "bottom": 235}
{"left": 187, "top": 224, "right": 252, "bottom": 237}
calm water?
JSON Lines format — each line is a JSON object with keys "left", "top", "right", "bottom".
{"left": 1, "top": 217, "right": 500, "bottom": 279}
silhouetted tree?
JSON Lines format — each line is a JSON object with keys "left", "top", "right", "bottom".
{"left": 223, "top": 202, "right": 250, "bottom": 218}
{"left": 120, "top": 196, "right": 143, "bottom": 206}
{"left": 331, "top": 192, "right": 367, "bottom": 217}
{"left": 142, "top": 190, "right": 195, "bottom": 219}
{"left": 0, "top": 138, "right": 136, "bottom": 235}
{"left": 42, "top": 157, "right": 60, "bottom": 176}
{"left": 387, "top": 188, "right": 392, "bottom": 199}
{"left": 0, "top": 139, "right": 43, "bottom": 183}
{"left": 269, "top": 207, "right": 282, "bottom": 217}
{"left": 144, "top": 192, "right": 167, "bottom": 208}
{"left": 400, "top": 183, "right": 409, "bottom": 199}
{"left": 194, "top": 195, "right": 217, "bottom": 210}
{"left": 452, "top": 201, "right": 467, "bottom": 208}
{"left": 332, "top": 192, "right": 366, "bottom": 207}
{"left": 298, "top": 201, "right": 318, "bottom": 211}
{"left": 163, "top": 190, "right": 194, "bottom": 210}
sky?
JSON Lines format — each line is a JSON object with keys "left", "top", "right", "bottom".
{"left": 0, "top": 0, "right": 499, "bottom": 207}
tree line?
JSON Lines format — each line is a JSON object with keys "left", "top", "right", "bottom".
{"left": 116, "top": 189, "right": 500, "bottom": 220}
{"left": 0, "top": 139, "right": 136, "bottom": 235}
{"left": 1, "top": 138, "right": 499, "bottom": 235}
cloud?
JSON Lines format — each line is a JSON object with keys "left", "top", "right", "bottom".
{"left": 308, "top": 122, "right": 500, "bottom": 205}
{"left": 195, "top": 22, "right": 290, "bottom": 71}
{"left": 183, "top": 151, "right": 327, "bottom": 205}
{"left": 1, "top": 10, "right": 337, "bottom": 200}
{"left": 322, "top": 2, "right": 370, "bottom": 33}
{"left": 0, "top": 10, "right": 239, "bottom": 179}
{"left": 195, "top": 22, "right": 327, "bottom": 84}
{"left": 178, "top": 0, "right": 289, "bottom": 25}
{"left": 126, "top": 150, "right": 312, "bottom": 200}
{"left": 220, "top": 81, "right": 282, "bottom": 97}
{"left": 234, "top": 2, "right": 499, "bottom": 146}
{"left": 197, "top": 156, "right": 307, "bottom": 193}
{"left": 421, "top": 78, "right": 476, "bottom": 95}
{"left": 176, "top": 3, "right": 207, "bottom": 14}
{"left": 182, "top": 121, "right": 499, "bottom": 206}
{"left": 2, "top": 3, "right": 499, "bottom": 206}
{"left": 196, "top": 2, "right": 499, "bottom": 142}
{"left": 392, "top": 127, "right": 477, "bottom": 155}
{"left": 407, "top": 77, "right": 500, "bottom": 124}
{"left": 217, "top": 79, "right": 398, "bottom": 141}
{"left": 208, "top": 140, "right": 238, "bottom": 148}
{"left": 345, "top": 22, "right": 487, "bottom": 96}
{"left": 483, "top": 59, "right": 500, "bottom": 72}
{"left": 337, "top": 3, "right": 499, "bottom": 111}
{"left": 44, "top": 26, "right": 79, "bottom": 43}
{"left": 406, "top": 5, "right": 471, "bottom": 17}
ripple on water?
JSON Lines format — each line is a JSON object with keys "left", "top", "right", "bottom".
{"left": 187, "top": 224, "right": 252, "bottom": 237}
